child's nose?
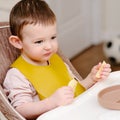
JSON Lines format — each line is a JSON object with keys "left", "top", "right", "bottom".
{"left": 44, "top": 41, "right": 52, "bottom": 50}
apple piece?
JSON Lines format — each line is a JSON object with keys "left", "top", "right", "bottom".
{"left": 68, "top": 78, "right": 77, "bottom": 91}
{"left": 96, "top": 61, "right": 106, "bottom": 78}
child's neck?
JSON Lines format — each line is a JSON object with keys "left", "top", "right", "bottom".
{"left": 21, "top": 55, "right": 49, "bottom": 66}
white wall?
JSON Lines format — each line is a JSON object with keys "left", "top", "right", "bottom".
{"left": 49, "top": 0, "right": 100, "bottom": 58}
{"left": 0, "top": 0, "right": 19, "bottom": 22}
{"left": 102, "top": 0, "right": 120, "bottom": 40}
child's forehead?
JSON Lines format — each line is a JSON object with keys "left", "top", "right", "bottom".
{"left": 21, "top": 23, "right": 57, "bottom": 38}
{"left": 22, "top": 23, "right": 56, "bottom": 30}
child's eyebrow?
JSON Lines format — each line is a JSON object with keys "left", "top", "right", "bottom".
{"left": 32, "top": 33, "right": 57, "bottom": 41}
{"left": 52, "top": 33, "right": 57, "bottom": 36}
{"left": 32, "top": 37, "right": 44, "bottom": 41}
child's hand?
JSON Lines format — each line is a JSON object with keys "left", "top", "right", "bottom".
{"left": 49, "top": 86, "right": 74, "bottom": 106}
{"left": 91, "top": 61, "right": 111, "bottom": 82}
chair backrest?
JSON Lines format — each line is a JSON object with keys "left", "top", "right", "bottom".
{"left": 0, "top": 22, "right": 25, "bottom": 120}
{"left": 0, "top": 23, "right": 20, "bottom": 84}
{"left": 0, "top": 22, "right": 83, "bottom": 120}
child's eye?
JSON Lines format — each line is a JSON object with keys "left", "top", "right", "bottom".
{"left": 51, "top": 36, "right": 56, "bottom": 40}
{"left": 34, "top": 40, "right": 43, "bottom": 44}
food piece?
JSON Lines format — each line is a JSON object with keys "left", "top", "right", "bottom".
{"left": 96, "top": 61, "right": 106, "bottom": 78}
{"left": 68, "top": 78, "right": 77, "bottom": 91}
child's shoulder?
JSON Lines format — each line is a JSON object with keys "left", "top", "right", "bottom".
{"left": 4, "top": 68, "right": 26, "bottom": 84}
{"left": 6, "top": 68, "right": 23, "bottom": 76}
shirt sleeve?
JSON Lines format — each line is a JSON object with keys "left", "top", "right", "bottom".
{"left": 3, "top": 68, "right": 39, "bottom": 108}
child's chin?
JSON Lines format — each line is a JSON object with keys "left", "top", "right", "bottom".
{"left": 43, "top": 57, "right": 51, "bottom": 61}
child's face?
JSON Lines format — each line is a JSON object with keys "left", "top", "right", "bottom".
{"left": 20, "top": 23, "right": 58, "bottom": 65}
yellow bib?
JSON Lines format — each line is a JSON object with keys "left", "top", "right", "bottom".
{"left": 11, "top": 54, "right": 85, "bottom": 99}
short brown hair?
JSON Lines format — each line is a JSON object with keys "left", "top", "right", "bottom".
{"left": 10, "top": 0, "right": 56, "bottom": 39}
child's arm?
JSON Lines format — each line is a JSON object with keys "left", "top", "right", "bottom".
{"left": 79, "top": 61, "right": 111, "bottom": 89}
{"left": 3, "top": 68, "right": 74, "bottom": 119}
{"left": 16, "top": 86, "right": 74, "bottom": 119}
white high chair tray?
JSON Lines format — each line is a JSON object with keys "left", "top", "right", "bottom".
{"left": 37, "top": 71, "right": 120, "bottom": 120}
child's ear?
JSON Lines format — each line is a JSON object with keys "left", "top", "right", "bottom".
{"left": 9, "top": 35, "right": 23, "bottom": 49}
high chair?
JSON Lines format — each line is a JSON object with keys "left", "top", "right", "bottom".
{"left": 0, "top": 22, "right": 83, "bottom": 120}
